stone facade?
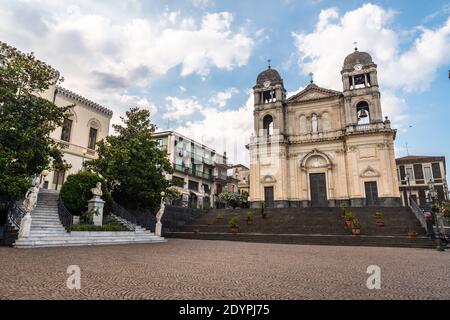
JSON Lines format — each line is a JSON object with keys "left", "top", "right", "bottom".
{"left": 249, "top": 49, "right": 401, "bottom": 208}
{"left": 230, "top": 165, "right": 250, "bottom": 194}
{"left": 41, "top": 87, "right": 113, "bottom": 191}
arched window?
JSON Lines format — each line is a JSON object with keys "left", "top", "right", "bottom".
{"left": 356, "top": 101, "right": 370, "bottom": 125}
{"left": 263, "top": 115, "right": 274, "bottom": 136}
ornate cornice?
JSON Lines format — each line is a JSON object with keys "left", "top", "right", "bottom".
{"left": 56, "top": 86, "right": 113, "bottom": 118}
{"left": 287, "top": 84, "right": 343, "bottom": 104}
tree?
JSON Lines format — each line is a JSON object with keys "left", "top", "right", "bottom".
{"left": 219, "top": 191, "right": 240, "bottom": 209}
{"left": 60, "top": 171, "right": 113, "bottom": 216}
{"left": 0, "top": 42, "right": 70, "bottom": 198}
{"left": 86, "top": 107, "right": 173, "bottom": 214}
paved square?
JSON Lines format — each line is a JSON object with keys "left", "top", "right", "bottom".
{"left": 0, "top": 240, "right": 449, "bottom": 300}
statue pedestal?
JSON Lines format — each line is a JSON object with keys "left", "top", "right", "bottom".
{"left": 88, "top": 197, "right": 105, "bottom": 227}
{"left": 18, "top": 213, "right": 32, "bottom": 239}
{"left": 155, "top": 221, "right": 162, "bottom": 237}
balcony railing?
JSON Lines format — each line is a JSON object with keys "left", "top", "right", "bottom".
{"left": 173, "top": 164, "right": 212, "bottom": 180}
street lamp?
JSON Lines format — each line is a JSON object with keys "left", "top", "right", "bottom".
{"left": 406, "top": 174, "right": 411, "bottom": 206}
{"left": 428, "top": 179, "right": 445, "bottom": 251}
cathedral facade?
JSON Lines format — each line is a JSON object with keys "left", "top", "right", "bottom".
{"left": 248, "top": 49, "right": 401, "bottom": 208}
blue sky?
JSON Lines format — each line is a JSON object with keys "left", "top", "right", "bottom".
{"left": 0, "top": 0, "right": 449, "bottom": 168}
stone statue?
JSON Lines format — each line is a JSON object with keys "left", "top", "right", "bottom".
{"left": 156, "top": 196, "right": 166, "bottom": 223}
{"left": 155, "top": 193, "right": 166, "bottom": 237}
{"left": 23, "top": 181, "right": 41, "bottom": 214}
{"left": 19, "top": 180, "right": 42, "bottom": 239}
{"left": 312, "top": 114, "right": 318, "bottom": 133}
{"left": 90, "top": 182, "right": 103, "bottom": 199}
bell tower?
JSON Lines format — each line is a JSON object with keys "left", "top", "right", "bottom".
{"left": 341, "top": 47, "right": 383, "bottom": 126}
{"left": 253, "top": 61, "right": 287, "bottom": 137}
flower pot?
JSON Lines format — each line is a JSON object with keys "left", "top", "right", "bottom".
{"left": 408, "top": 231, "right": 418, "bottom": 238}
{"left": 247, "top": 220, "right": 253, "bottom": 225}
{"left": 376, "top": 221, "right": 385, "bottom": 227}
{"left": 230, "top": 227, "right": 239, "bottom": 234}
{"left": 345, "top": 220, "right": 353, "bottom": 228}
{"left": 352, "top": 228, "right": 361, "bottom": 235}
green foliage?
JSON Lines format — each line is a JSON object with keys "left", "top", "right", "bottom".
{"left": 373, "top": 212, "right": 383, "bottom": 220}
{"left": 442, "top": 202, "right": 450, "bottom": 218}
{"left": 260, "top": 201, "right": 267, "bottom": 219}
{"left": 228, "top": 216, "right": 240, "bottom": 229}
{"left": 0, "top": 42, "right": 71, "bottom": 198}
{"left": 240, "top": 191, "right": 249, "bottom": 208}
{"left": 60, "top": 171, "right": 113, "bottom": 216}
{"left": 345, "top": 211, "right": 354, "bottom": 221}
{"left": 86, "top": 107, "right": 172, "bottom": 214}
{"left": 352, "top": 218, "right": 361, "bottom": 229}
{"left": 219, "top": 191, "right": 240, "bottom": 208}
{"left": 71, "top": 222, "right": 128, "bottom": 232}
{"left": 80, "top": 208, "right": 99, "bottom": 225}
{"left": 246, "top": 211, "right": 254, "bottom": 220}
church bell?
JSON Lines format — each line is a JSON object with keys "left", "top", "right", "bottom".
{"left": 358, "top": 109, "right": 369, "bottom": 118}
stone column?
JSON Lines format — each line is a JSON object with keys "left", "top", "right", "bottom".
{"left": 88, "top": 197, "right": 105, "bottom": 227}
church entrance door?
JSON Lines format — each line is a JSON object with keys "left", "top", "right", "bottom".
{"left": 264, "top": 187, "right": 274, "bottom": 208}
{"left": 365, "top": 181, "right": 379, "bottom": 206}
{"left": 310, "top": 173, "right": 328, "bottom": 207}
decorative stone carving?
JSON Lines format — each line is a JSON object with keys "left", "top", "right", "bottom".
{"left": 361, "top": 166, "right": 380, "bottom": 178}
{"left": 22, "top": 181, "right": 40, "bottom": 214}
{"left": 90, "top": 182, "right": 103, "bottom": 199}
{"left": 155, "top": 192, "right": 166, "bottom": 237}
{"left": 88, "top": 183, "right": 105, "bottom": 226}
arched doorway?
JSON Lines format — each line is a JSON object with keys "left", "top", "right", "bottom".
{"left": 301, "top": 150, "right": 333, "bottom": 207}
{"left": 189, "top": 193, "right": 198, "bottom": 209}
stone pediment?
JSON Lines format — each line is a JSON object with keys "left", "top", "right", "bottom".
{"left": 287, "top": 84, "right": 342, "bottom": 103}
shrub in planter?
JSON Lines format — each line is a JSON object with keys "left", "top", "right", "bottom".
{"left": 340, "top": 203, "right": 348, "bottom": 217}
{"left": 345, "top": 211, "right": 354, "bottom": 227}
{"left": 352, "top": 218, "right": 361, "bottom": 235}
{"left": 260, "top": 201, "right": 267, "bottom": 219}
{"left": 246, "top": 211, "right": 254, "bottom": 225}
{"left": 228, "top": 216, "right": 240, "bottom": 233}
{"left": 60, "top": 171, "right": 113, "bottom": 216}
{"left": 373, "top": 212, "right": 383, "bottom": 220}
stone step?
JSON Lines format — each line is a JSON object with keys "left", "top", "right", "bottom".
{"left": 14, "top": 236, "right": 166, "bottom": 248}
{"left": 165, "top": 232, "right": 436, "bottom": 249}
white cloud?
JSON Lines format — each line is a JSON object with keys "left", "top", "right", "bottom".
{"left": 209, "top": 88, "right": 239, "bottom": 108}
{"left": 192, "top": 0, "right": 211, "bottom": 9}
{"left": 162, "top": 96, "right": 203, "bottom": 120}
{"left": 292, "top": 3, "right": 450, "bottom": 126}
{"left": 0, "top": 0, "right": 254, "bottom": 119}
{"left": 176, "top": 93, "right": 254, "bottom": 165}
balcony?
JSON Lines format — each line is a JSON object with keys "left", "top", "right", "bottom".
{"left": 173, "top": 164, "right": 212, "bottom": 180}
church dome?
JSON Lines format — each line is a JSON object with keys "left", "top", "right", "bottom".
{"left": 343, "top": 50, "right": 374, "bottom": 70}
{"left": 256, "top": 67, "right": 283, "bottom": 87}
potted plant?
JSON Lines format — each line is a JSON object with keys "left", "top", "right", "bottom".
{"left": 340, "top": 203, "right": 348, "bottom": 217}
{"left": 260, "top": 201, "right": 267, "bottom": 219}
{"left": 345, "top": 211, "right": 354, "bottom": 228}
{"left": 228, "top": 216, "right": 240, "bottom": 233}
{"left": 246, "top": 211, "right": 254, "bottom": 225}
{"left": 408, "top": 230, "right": 418, "bottom": 238}
{"left": 352, "top": 218, "right": 361, "bottom": 235}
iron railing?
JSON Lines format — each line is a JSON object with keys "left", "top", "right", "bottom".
{"left": 113, "top": 204, "right": 137, "bottom": 231}
{"left": 7, "top": 201, "right": 25, "bottom": 230}
{"left": 58, "top": 198, "right": 73, "bottom": 232}
{"left": 410, "top": 198, "right": 427, "bottom": 230}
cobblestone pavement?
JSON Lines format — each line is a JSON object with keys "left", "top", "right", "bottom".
{"left": 0, "top": 240, "right": 449, "bottom": 300}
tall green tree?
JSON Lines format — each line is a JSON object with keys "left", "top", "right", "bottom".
{"left": 0, "top": 42, "right": 70, "bottom": 198}
{"left": 87, "top": 107, "right": 173, "bottom": 213}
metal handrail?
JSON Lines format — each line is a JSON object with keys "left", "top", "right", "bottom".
{"left": 7, "top": 201, "right": 25, "bottom": 230}
{"left": 409, "top": 198, "right": 427, "bottom": 229}
{"left": 113, "top": 203, "right": 137, "bottom": 231}
{"left": 58, "top": 198, "right": 73, "bottom": 232}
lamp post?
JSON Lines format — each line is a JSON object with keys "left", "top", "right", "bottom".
{"left": 428, "top": 179, "right": 445, "bottom": 251}
{"left": 406, "top": 174, "right": 411, "bottom": 206}
{"left": 39, "top": 170, "right": 50, "bottom": 188}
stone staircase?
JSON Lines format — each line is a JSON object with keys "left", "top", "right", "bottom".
{"left": 165, "top": 207, "right": 437, "bottom": 249}
{"left": 14, "top": 190, "right": 166, "bottom": 248}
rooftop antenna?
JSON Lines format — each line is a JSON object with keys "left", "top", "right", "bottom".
{"left": 309, "top": 72, "right": 314, "bottom": 84}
